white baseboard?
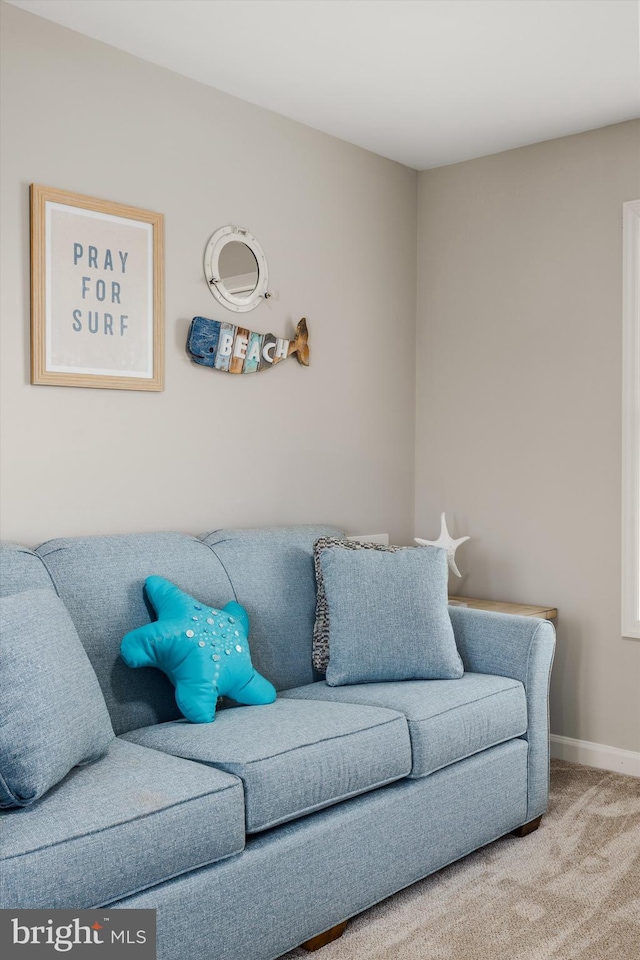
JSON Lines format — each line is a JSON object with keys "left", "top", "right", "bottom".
{"left": 550, "top": 734, "right": 640, "bottom": 777}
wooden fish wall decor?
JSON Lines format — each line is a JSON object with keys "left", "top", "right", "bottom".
{"left": 187, "top": 316, "right": 309, "bottom": 374}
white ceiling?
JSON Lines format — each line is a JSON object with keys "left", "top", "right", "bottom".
{"left": 7, "top": 0, "right": 640, "bottom": 169}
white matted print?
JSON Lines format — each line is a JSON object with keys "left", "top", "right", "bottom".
{"left": 31, "top": 185, "right": 164, "bottom": 390}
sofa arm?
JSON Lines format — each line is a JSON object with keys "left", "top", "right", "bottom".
{"left": 448, "top": 606, "right": 556, "bottom": 822}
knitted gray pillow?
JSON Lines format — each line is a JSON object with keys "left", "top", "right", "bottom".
{"left": 312, "top": 537, "right": 401, "bottom": 674}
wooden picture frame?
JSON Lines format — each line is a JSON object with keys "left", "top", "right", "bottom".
{"left": 30, "top": 184, "right": 164, "bottom": 391}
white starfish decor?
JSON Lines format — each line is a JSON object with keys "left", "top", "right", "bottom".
{"left": 415, "top": 513, "right": 470, "bottom": 578}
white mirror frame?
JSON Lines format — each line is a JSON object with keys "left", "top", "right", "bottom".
{"left": 622, "top": 200, "right": 640, "bottom": 639}
{"left": 204, "top": 226, "right": 268, "bottom": 313}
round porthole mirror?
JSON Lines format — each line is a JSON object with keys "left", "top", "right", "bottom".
{"left": 204, "top": 226, "right": 268, "bottom": 313}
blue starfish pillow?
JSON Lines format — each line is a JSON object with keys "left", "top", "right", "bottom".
{"left": 120, "top": 577, "right": 276, "bottom": 723}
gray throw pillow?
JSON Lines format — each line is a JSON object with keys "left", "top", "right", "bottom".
{"left": 313, "top": 537, "right": 402, "bottom": 673}
{"left": 313, "top": 539, "right": 463, "bottom": 686}
{"left": 0, "top": 590, "right": 115, "bottom": 808}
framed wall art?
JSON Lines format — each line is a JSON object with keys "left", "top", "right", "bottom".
{"left": 30, "top": 184, "right": 164, "bottom": 390}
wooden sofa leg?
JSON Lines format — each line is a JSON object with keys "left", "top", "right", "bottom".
{"left": 301, "top": 921, "right": 348, "bottom": 952}
{"left": 511, "top": 815, "right": 543, "bottom": 838}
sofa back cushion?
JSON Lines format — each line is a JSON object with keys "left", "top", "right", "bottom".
{"left": 201, "top": 526, "right": 342, "bottom": 692}
{"left": 1, "top": 526, "right": 341, "bottom": 735}
{"left": 0, "top": 542, "right": 56, "bottom": 597}
{"left": 35, "top": 533, "right": 235, "bottom": 735}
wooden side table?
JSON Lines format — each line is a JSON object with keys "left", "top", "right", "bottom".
{"left": 449, "top": 596, "right": 557, "bottom": 620}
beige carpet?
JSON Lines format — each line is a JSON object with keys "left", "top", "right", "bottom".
{"left": 285, "top": 760, "right": 640, "bottom": 960}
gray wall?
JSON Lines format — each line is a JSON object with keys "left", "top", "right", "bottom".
{"left": 2, "top": 3, "right": 638, "bottom": 754}
{"left": 0, "top": 1, "right": 418, "bottom": 545}
{"left": 416, "top": 121, "right": 640, "bottom": 752}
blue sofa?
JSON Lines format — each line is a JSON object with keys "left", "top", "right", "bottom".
{"left": 0, "top": 526, "right": 555, "bottom": 960}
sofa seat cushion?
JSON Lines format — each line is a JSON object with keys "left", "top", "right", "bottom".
{"left": 0, "top": 739, "right": 244, "bottom": 910}
{"left": 280, "top": 672, "right": 527, "bottom": 778}
{"left": 122, "top": 698, "right": 411, "bottom": 834}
